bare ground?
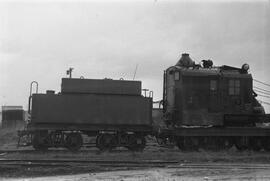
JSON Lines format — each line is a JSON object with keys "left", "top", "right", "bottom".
{"left": 2, "top": 147, "right": 270, "bottom": 178}
{"left": 0, "top": 129, "right": 19, "bottom": 150}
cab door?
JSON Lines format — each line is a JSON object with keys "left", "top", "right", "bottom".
{"left": 209, "top": 78, "right": 220, "bottom": 112}
{"left": 228, "top": 79, "right": 242, "bottom": 113}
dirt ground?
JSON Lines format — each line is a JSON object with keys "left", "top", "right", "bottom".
{"left": 2, "top": 146, "right": 270, "bottom": 179}
{"left": 3, "top": 166, "right": 270, "bottom": 181}
{"left": 0, "top": 129, "right": 19, "bottom": 149}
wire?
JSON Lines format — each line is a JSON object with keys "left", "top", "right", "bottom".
{"left": 258, "top": 100, "right": 270, "bottom": 106}
{"left": 133, "top": 64, "right": 138, "bottom": 80}
{"left": 257, "top": 94, "right": 270, "bottom": 98}
{"left": 254, "top": 79, "right": 270, "bottom": 87}
{"left": 254, "top": 86, "right": 270, "bottom": 94}
{"left": 254, "top": 89, "right": 270, "bottom": 96}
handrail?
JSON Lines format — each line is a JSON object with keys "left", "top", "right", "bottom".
{"left": 149, "top": 91, "right": 153, "bottom": 98}
{"left": 30, "top": 81, "right": 38, "bottom": 96}
{"left": 28, "top": 81, "right": 38, "bottom": 114}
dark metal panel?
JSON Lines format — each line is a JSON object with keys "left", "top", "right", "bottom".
{"left": 152, "top": 108, "right": 164, "bottom": 130}
{"left": 61, "top": 78, "right": 141, "bottom": 96}
{"left": 181, "top": 69, "right": 219, "bottom": 76}
{"left": 27, "top": 123, "right": 153, "bottom": 132}
{"left": 31, "top": 94, "right": 152, "bottom": 127}
{"left": 224, "top": 114, "right": 270, "bottom": 127}
{"left": 171, "top": 127, "right": 270, "bottom": 137}
{"left": 222, "top": 73, "right": 252, "bottom": 78}
{"left": 163, "top": 67, "right": 176, "bottom": 125}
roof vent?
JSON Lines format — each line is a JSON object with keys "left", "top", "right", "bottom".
{"left": 176, "top": 53, "right": 195, "bottom": 68}
{"left": 46, "top": 90, "right": 55, "bottom": 94}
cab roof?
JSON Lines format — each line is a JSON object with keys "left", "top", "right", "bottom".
{"left": 167, "top": 65, "right": 252, "bottom": 78}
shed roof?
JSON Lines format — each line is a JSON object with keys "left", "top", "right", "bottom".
{"left": 2, "top": 106, "right": 23, "bottom": 111}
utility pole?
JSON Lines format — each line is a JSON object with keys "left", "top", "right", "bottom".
{"left": 133, "top": 64, "right": 138, "bottom": 80}
{"left": 142, "top": 89, "right": 149, "bottom": 97}
{"left": 66, "top": 68, "right": 74, "bottom": 78}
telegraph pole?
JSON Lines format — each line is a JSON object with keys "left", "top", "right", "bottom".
{"left": 66, "top": 68, "right": 74, "bottom": 78}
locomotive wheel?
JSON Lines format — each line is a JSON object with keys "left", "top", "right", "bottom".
{"left": 234, "top": 137, "right": 248, "bottom": 151}
{"left": 96, "top": 134, "right": 117, "bottom": 151}
{"left": 201, "top": 137, "right": 219, "bottom": 151}
{"left": 32, "top": 131, "right": 49, "bottom": 151}
{"left": 262, "top": 137, "right": 270, "bottom": 151}
{"left": 223, "top": 137, "right": 234, "bottom": 150}
{"left": 127, "top": 134, "right": 146, "bottom": 152}
{"left": 156, "top": 137, "right": 166, "bottom": 145}
{"left": 65, "top": 133, "right": 83, "bottom": 152}
{"left": 200, "top": 137, "right": 232, "bottom": 151}
{"left": 249, "top": 137, "right": 263, "bottom": 151}
{"left": 177, "top": 137, "right": 185, "bottom": 150}
{"left": 177, "top": 137, "right": 199, "bottom": 151}
{"left": 214, "top": 137, "right": 233, "bottom": 151}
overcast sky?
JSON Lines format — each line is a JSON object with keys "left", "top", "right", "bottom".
{"left": 0, "top": 0, "right": 269, "bottom": 112}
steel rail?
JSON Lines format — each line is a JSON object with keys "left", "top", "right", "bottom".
{"left": 0, "top": 144, "right": 166, "bottom": 154}
{"left": 0, "top": 159, "right": 178, "bottom": 164}
{"left": 1, "top": 158, "right": 270, "bottom": 167}
{"left": 1, "top": 160, "right": 270, "bottom": 170}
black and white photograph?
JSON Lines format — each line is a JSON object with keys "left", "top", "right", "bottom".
{"left": 0, "top": 0, "right": 270, "bottom": 180}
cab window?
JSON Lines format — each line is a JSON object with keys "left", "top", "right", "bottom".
{"left": 174, "top": 72, "right": 180, "bottom": 80}
{"left": 229, "top": 79, "right": 240, "bottom": 95}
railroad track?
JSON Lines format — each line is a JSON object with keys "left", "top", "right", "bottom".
{"left": 0, "top": 149, "right": 99, "bottom": 153}
{"left": 0, "top": 159, "right": 178, "bottom": 164}
{"left": 0, "top": 144, "right": 173, "bottom": 154}
{"left": 1, "top": 159, "right": 270, "bottom": 170}
{"left": 0, "top": 149, "right": 149, "bottom": 154}
{"left": 0, "top": 159, "right": 178, "bottom": 168}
